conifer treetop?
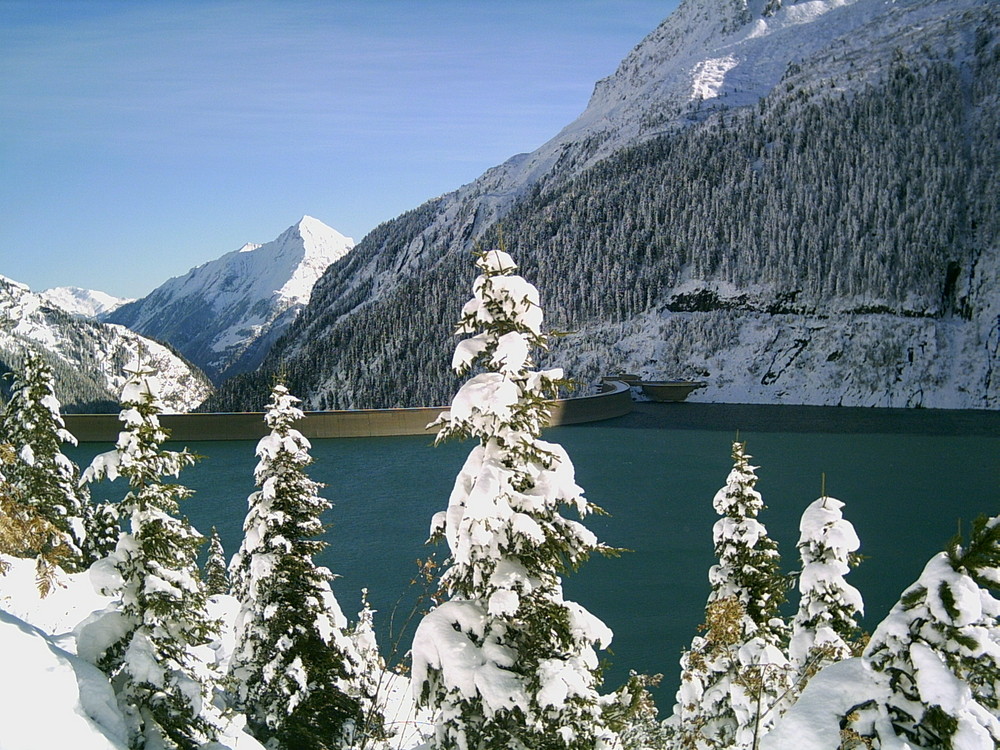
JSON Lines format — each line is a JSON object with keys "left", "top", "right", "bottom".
{"left": 708, "top": 440, "right": 786, "bottom": 633}
{"left": 789, "top": 494, "right": 864, "bottom": 694}
{"left": 4, "top": 352, "right": 78, "bottom": 448}
{"left": 437, "top": 248, "right": 562, "bottom": 448}
{"left": 83, "top": 356, "right": 194, "bottom": 488}
{"left": 712, "top": 441, "right": 763, "bottom": 519}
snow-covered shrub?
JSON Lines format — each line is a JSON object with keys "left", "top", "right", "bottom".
{"left": 667, "top": 440, "right": 791, "bottom": 749}
{"left": 228, "top": 383, "right": 381, "bottom": 750}
{"left": 411, "top": 248, "right": 620, "bottom": 749}
{"left": 0, "top": 351, "right": 91, "bottom": 570}
{"left": 844, "top": 514, "right": 1000, "bottom": 749}
{"left": 789, "top": 495, "right": 864, "bottom": 679}
{"left": 80, "top": 357, "right": 221, "bottom": 749}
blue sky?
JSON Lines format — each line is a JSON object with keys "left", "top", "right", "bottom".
{"left": 1, "top": 1, "right": 678, "bottom": 298}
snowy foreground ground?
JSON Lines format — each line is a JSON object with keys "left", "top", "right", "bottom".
{"left": 0, "top": 555, "right": 430, "bottom": 750}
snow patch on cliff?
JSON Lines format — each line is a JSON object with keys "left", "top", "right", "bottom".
{"left": 550, "top": 305, "right": 997, "bottom": 410}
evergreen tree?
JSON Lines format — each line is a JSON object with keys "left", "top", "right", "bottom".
{"left": 349, "top": 588, "right": 391, "bottom": 745}
{"left": 668, "top": 441, "right": 790, "bottom": 749}
{"left": 411, "top": 248, "right": 619, "bottom": 750}
{"left": 0, "top": 352, "right": 90, "bottom": 569}
{"left": 228, "top": 383, "right": 374, "bottom": 750}
{"left": 0, "top": 440, "right": 73, "bottom": 595}
{"left": 203, "top": 526, "right": 229, "bottom": 596}
{"left": 81, "top": 357, "right": 220, "bottom": 749}
{"left": 789, "top": 494, "right": 863, "bottom": 677}
{"left": 844, "top": 515, "right": 1000, "bottom": 749}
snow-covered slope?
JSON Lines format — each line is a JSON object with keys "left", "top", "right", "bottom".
{"left": 0, "top": 275, "right": 212, "bottom": 412}
{"left": 40, "top": 287, "right": 131, "bottom": 320}
{"left": 108, "top": 216, "right": 352, "bottom": 384}
{"left": 358, "top": 0, "right": 977, "bottom": 273}
{"left": 0, "top": 556, "right": 266, "bottom": 750}
{"left": 0, "top": 554, "right": 424, "bottom": 749}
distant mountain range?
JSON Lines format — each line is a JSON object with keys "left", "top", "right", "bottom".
{"left": 106, "top": 216, "right": 353, "bottom": 384}
{"left": 40, "top": 287, "right": 131, "bottom": 319}
{"left": 0, "top": 275, "right": 211, "bottom": 413}
{"left": 205, "top": 0, "right": 998, "bottom": 412}
{"left": 1, "top": 216, "right": 350, "bottom": 411}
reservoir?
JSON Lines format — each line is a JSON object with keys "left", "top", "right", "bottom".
{"left": 66, "top": 402, "right": 1000, "bottom": 711}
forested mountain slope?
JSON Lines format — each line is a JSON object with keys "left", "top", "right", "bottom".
{"left": 209, "top": 0, "right": 999, "bottom": 412}
{"left": 0, "top": 275, "right": 212, "bottom": 412}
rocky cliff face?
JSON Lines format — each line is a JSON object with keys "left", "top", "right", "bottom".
{"left": 108, "top": 216, "right": 353, "bottom": 384}
{"left": 210, "top": 0, "right": 999, "bottom": 412}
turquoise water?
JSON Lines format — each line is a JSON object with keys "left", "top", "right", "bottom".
{"left": 67, "top": 403, "right": 1000, "bottom": 710}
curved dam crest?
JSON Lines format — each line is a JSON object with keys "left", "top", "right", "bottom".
{"left": 64, "top": 379, "right": 635, "bottom": 442}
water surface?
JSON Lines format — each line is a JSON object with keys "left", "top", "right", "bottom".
{"left": 68, "top": 402, "right": 1000, "bottom": 709}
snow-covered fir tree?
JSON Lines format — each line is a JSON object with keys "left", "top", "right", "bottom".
{"left": 843, "top": 515, "right": 1000, "bottom": 749}
{"left": 668, "top": 440, "right": 790, "bottom": 749}
{"left": 228, "top": 382, "right": 377, "bottom": 750}
{"left": 203, "top": 526, "right": 228, "bottom": 596}
{"left": 0, "top": 351, "right": 90, "bottom": 570}
{"left": 789, "top": 494, "right": 863, "bottom": 678}
{"left": 411, "top": 248, "right": 619, "bottom": 750}
{"left": 349, "top": 588, "right": 391, "bottom": 745}
{"left": 81, "top": 357, "right": 220, "bottom": 750}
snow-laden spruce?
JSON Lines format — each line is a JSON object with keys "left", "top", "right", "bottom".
{"left": 411, "top": 248, "right": 620, "bottom": 750}
{"left": 228, "top": 383, "right": 381, "bottom": 750}
{"left": 349, "top": 588, "right": 392, "bottom": 744}
{"left": 668, "top": 441, "right": 790, "bottom": 750}
{"left": 789, "top": 495, "right": 863, "bottom": 675}
{"left": 845, "top": 514, "right": 1000, "bottom": 749}
{"left": 80, "top": 357, "right": 221, "bottom": 750}
{"left": 0, "top": 351, "right": 91, "bottom": 572}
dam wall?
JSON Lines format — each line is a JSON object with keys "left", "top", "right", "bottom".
{"left": 64, "top": 379, "right": 634, "bottom": 442}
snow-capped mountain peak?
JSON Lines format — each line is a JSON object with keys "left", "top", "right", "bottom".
{"left": 268, "top": 215, "right": 354, "bottom": 304}
{"left": 107, "top": 216, "right": 354, "bottom": 383}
